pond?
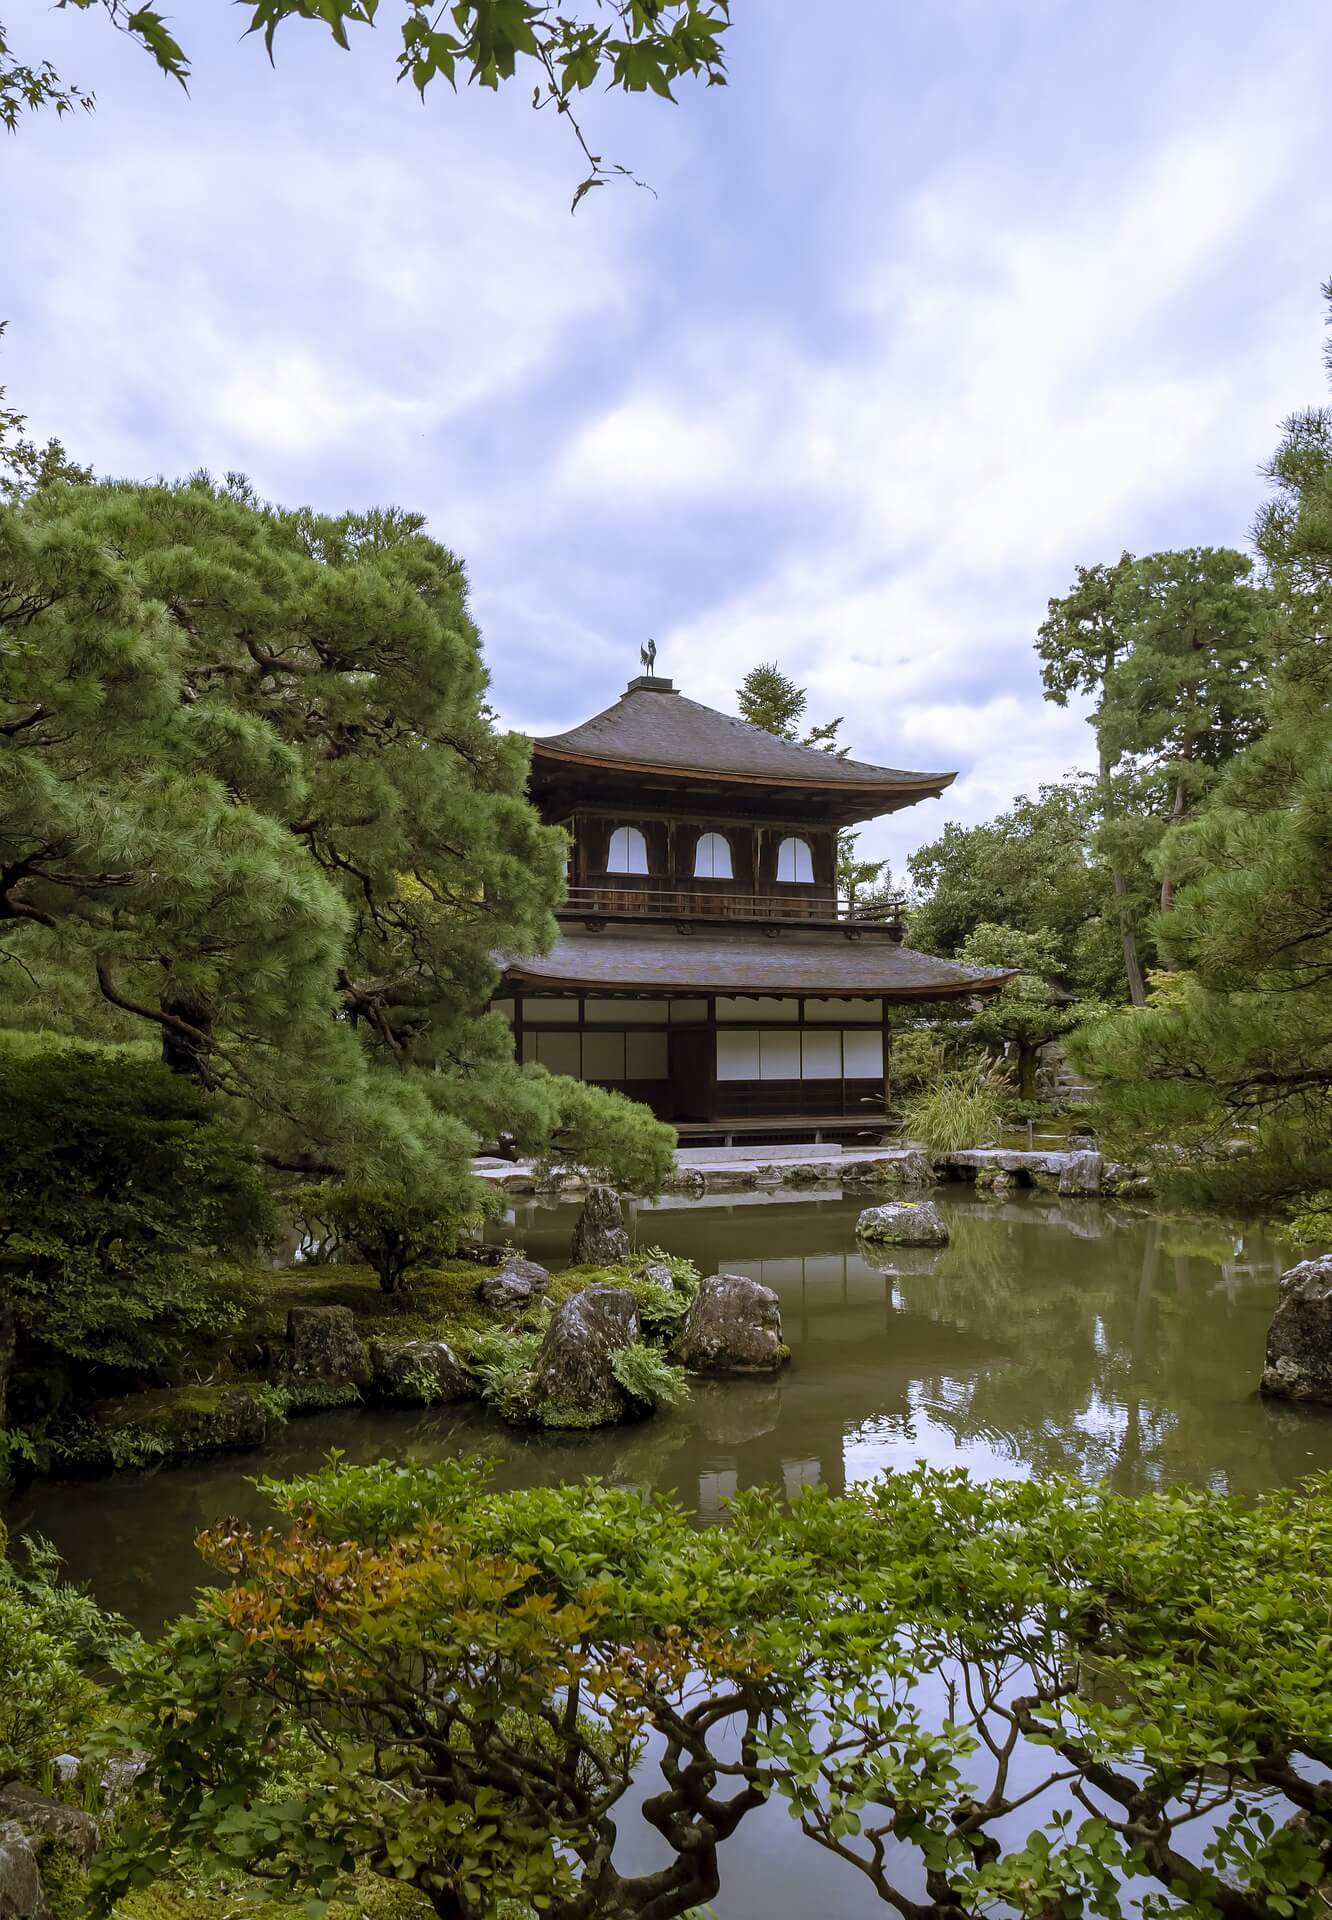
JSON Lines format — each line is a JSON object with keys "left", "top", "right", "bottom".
{"left": 6, "top": 1189, "right": 1332, "bottom": 1917}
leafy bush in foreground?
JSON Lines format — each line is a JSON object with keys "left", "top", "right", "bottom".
{"left": 103, "top": 1460, "right": 1332, "bottom": 1920}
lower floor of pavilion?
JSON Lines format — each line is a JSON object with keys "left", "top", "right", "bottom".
{"left": 495, "top": 924, "right": 1008, "bottom": 1141}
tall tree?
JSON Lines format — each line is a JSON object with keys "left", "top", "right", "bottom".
{"left": 907, "top": 777, "right": 1119, "bottom": 996}
{"left": 1038, "top": 549, "right": 1270, "bottom": 994}
{"left": 1037, "top": 555, "right": 1150, "bottom": 1005}
{"left": 1075, "top": 299, "right": 1332, "bottom": 1225}
{"left": 0, "top": 473, "right": 673, "bottom": 1193}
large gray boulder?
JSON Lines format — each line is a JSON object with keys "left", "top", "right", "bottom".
{"left": 526, "top": 1285, "right": 641, "bottom": 1427}
{"left": 0, "top": 1825, "right": 48, "bottom": 1920}
{"left": 571, "top": 1185, "right": 631, "bottom": 1265}
{"left": 1261, "top": 1255, "right": 1332, "bottom": 1404}
{"left": 674, "top": 1273, "right": 785, "bottom": 1376}
{"left": 285, "top": 1305, "right": 365, "bottom": 1382}
{"left": 368, "top": 1338, "right": 471, "bottom": 1406}
{"left": 1057, "top": 1150, "right": 1103, "bottom": 1197}
{"left": 0, "top": 1788, "right": 98, "bottom": 1869}
{"left": 856, "top": 1199, "right": 949, "bottom": 1247}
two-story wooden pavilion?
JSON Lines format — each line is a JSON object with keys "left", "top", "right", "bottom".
{"left": 494, "top": 674, "right": 1009, "bottom": 1144}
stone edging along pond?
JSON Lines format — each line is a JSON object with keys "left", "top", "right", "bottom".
{"left": 477, "top": 1144, "right": 1148, "bottom": 1200}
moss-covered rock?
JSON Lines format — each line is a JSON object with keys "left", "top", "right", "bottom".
{"left": 367, "top": 1339, "right": 472, "bottom": 1406}
{"left": 96, "top": 1384, "right": 280, "bottom": 1459}
{"left": 522, "top": 1286, "right": 642, "bottom": 1428}
{"left": 855, "top": 1200, "right": 950, "bottom": 1247}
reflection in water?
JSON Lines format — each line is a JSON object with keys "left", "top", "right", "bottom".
{"left": 8, "top": 1191, "right": 1332, "bottom": 1920}
{"left": 11, "top": 1189, "right": 1332, "bottom": 1636}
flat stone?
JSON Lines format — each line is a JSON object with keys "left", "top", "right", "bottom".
{"left": 841, "top": 1152, "right": 931, "bottom": 1191}
{"left": 1262, "top": 1255, "right": 1332, "bottom": 1404}
{"left": 674, "top": 1273, "right": 785, "bottom": 1376}
{"left": 0, "top": 1824, "right": 48, "bottom": 1920}
{"left": 285, "top": 1305, "right": 364, "bottom": 1382}
{"left": 856, "top": 1199, "right": 950, "bottom": 1247}
{"left": 527, "top": 1285, "right": 642, "bottom": 1428}
{"left": 368, "top": 1338, "right": 471, "bottom": 1406}
{"left": 571, "top": 1185, "right": 631, "bottom": 1266}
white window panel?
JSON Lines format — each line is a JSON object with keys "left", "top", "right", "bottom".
{"left": 842, "top": 1029, "right": 885, "bottom": 1078}
{"left": 804, "top": 997, "right": 882, "bottom": 1024}
{"left": 536, "top": 1030, "right": 581, "bottom": 1077}
{"left": 521, "top": 1031, "right": 540, "bottom": 1065}
{"left": 490, "top": 998, "right": 515, "bottom": 1024}
{"left": 776, "top": 836, "right": 814, "bottom": 883}
{"left": 524, "top": 996, "right": 579, "bottom": 1022}
{"left": 715, "top": 996, "right": 800, "bottom": 1022}
{"left": 800, "top": 1030, "right": 842, "bottom": 1079}
{"left": 582, "top": 1031, "right": 626, "bottom": 1080}
{"left": 759, "top": 1029, "right": 801, "bottom": 1080}
{"left": 606, "top": 825, "right": 649, "bottom": 874}
{"left": 669, "top": 999, "right": 707, "bottom": 1023}
{"left": 716, "top": 1030, "right": 760, "bottom": 1081}
{"left": 626, "top": 1032, "right": 669, "bottom": 1079}
{"left": 693, "top": 831, "right": 733, "bottom": 879}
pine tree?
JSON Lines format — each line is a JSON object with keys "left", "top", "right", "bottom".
{"left": 0, "top": 474, "right": 673, "bottom": 1194}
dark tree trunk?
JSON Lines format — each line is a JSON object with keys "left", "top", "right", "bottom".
{"left": 1098, "top": 729, "right": 1147, "bottom": 1008}
{"left": 1019, "top": 1044, "right": 1038, "bottom": 1103}
{"left": 160, "top": 980, "right": 215, "bottom": 1080}
{"left": 0, "top": 1297, "right": 14, "bottom": 1433}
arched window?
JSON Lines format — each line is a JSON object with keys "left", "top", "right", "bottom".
{"left": 776, "top": 836, "right": 814, "bottom": 884}
{"left": 606, "top": 825, "right": 649, "bottom": 875}
{"left": 693, "top": 831, "right": 733, "bottom": 880}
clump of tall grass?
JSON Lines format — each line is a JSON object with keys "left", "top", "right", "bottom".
{"left": 899, "top": 1059, "right": 1011, "bottom": 1155}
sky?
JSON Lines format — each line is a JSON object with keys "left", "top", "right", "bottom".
{"left": 4, "top": 0, "right": 1332, "bottom": 878}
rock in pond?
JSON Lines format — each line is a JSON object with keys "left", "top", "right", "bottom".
{"left": 478, "top": 1258, "right": 549, "bottom": 1310}
{"left": 856, "top": 1199, "right": 950, "bottom": 1247}
{"left": 1262, "top": 1255, "right": 1332, "bottom": 1404}
{"left": 0, "top": 1823, "right": 49, "bottom": 1920}
{"left": 285, "top": 1305, "right": 365, "bottom": 1383}
{"left": 674, "top": 1273, "right": 785, "bottom": 1376}
{"left": 571, "top": 1184, "right": 631, "bottom": 1265}
{"left": 526, "top": 1284, "right": 641, "bottom": 1428}
{"left": 369, "top": 1338, "right": 471, "bottom": 1406}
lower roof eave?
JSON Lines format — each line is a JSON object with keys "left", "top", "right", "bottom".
{"left": 503, "top": 976, "right": 1004, "bottom": 1001}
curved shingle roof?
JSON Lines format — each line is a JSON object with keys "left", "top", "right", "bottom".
{"left": 502, "top": 929, "right": 1009, "bottom": 1000}
{"left": 532, "top": 680, "right": 953, "bottom": 796}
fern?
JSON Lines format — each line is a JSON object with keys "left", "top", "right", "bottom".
{"left": 463, "top": 1327, "right": 542, "bottom": 1400}
{"left": 610, "top": 1342, "right": 689, "bottom": 1410}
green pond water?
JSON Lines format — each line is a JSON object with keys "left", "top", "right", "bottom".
{"left": 6, "top": 1188, "right": 1332, "bottom": 1918}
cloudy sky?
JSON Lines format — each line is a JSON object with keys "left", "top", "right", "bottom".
{"left": 4, "top": 0, "right": 1332, "bottom": 875}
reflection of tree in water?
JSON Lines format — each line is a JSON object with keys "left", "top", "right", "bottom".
{"left": 890, "top": 1202, "right": 1319, "bottom": 1493}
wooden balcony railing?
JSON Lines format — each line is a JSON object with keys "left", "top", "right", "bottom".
{"left": 560, "top": 884, "right": 905, "bottom": 929}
